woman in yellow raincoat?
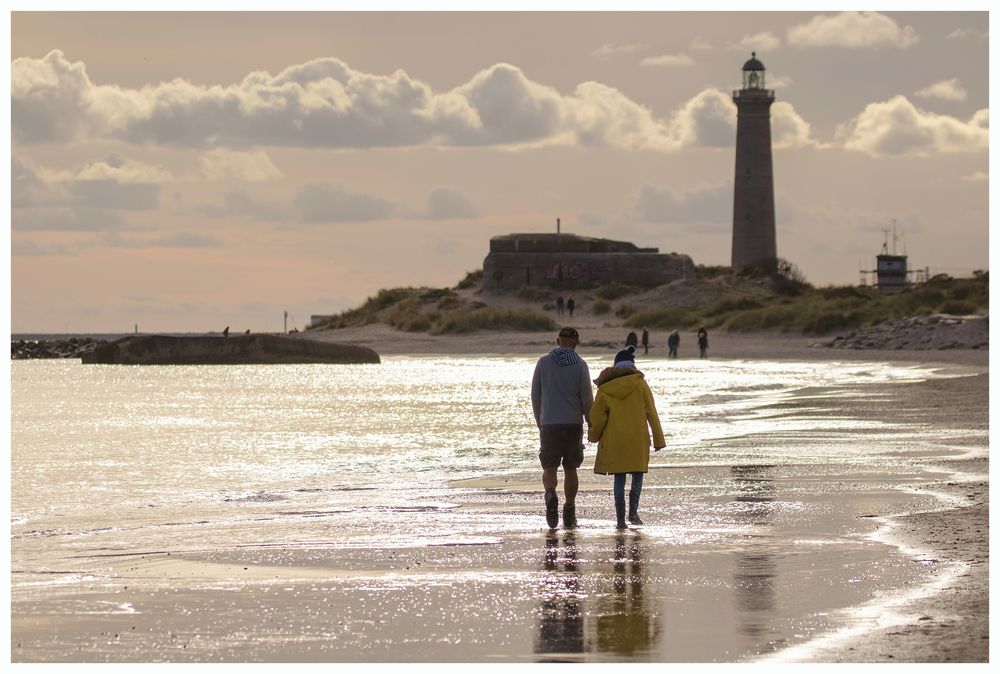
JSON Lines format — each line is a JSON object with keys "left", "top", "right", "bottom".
{"left": 588, "top": 345, "right": 665, "bottom": 528}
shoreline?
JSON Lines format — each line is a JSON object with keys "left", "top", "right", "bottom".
{"left": 758, "top": 371, "right": 989, "bottom": 662}
{"left": 10, "top": 332, "right": 988, "bottom": 662}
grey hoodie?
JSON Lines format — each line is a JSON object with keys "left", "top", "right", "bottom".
{"left": 530, "top": 349, "right": 594, "bottom": 427}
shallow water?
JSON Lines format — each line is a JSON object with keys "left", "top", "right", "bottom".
{"left": 9, "top": 356, "right": 977, "bottom": 662}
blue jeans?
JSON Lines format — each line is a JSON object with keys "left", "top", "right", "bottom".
{"left": 613, "top": 472, "right": 644, "bottom": 517}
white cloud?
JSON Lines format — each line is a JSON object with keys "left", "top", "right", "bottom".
{"left": 914, "top": 78, "right": 968, "bottom": 102}
{"left": 689, "top": 37, "right": 713, "bottom": 51}
{"left": 835, "top": 95, "right": 988, "bottom": 156}
{"left": 37, "top": 154, "right": 173, "bottom": 183}
{"left": 425, "top": 187, "right": 477, "bottom": 220}
{"left": 772, "top": 101, "right": 820, "bottom": 149}
{"left": 947, "top": 28, "right": 987, "bottom": 40}
{"left": 787, "top": 12, "right": 918, "bottom": 49}
{"left": 16, "top": 155, "right": 163, "bottom": 211}
{"left": 665, "top": 88, "right": 737, "bottom": 149}
{"left": 733, "top": 32, "right": 781, "bottom": 52}
{"left": 640, "top": 53, "right": 695, "bottom": 68}
{"left": 961, "top": 171, "right": 988, "bottom": 182}
{"left": 592, "top": 42, "right": 648, "bottom": 60}
{"left": 199, "top": 149, "right": 285, "bottom": 181}
{"left": 767, "top": 75, "right": 795, "bottom": 89}
{"left": 294, "top": 183, "right": 396, "bottom": 223}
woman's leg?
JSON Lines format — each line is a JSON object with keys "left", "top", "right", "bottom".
{"left": 613, "top": 473, "right": 627, "bottom": 528}
{"left": 628, "top": 472, "right": 645, "bottom": 524}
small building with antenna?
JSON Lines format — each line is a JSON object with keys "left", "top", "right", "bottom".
{"left": 860, "top": 221, "right": 928, "bottom": 289}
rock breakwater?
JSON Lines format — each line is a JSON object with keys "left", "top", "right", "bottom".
{"left": 80, "top": 334, "right": 380, "bottom": 365}
{"left": 825, "top": 314, "right": 988, "bottom": 351}
{"left": 12, "top": 338, "right": 108, "bottom": 360}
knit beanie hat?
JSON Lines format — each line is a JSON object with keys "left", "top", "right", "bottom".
{"left": 613, "top": 345, "right": 636, "bottom": 369}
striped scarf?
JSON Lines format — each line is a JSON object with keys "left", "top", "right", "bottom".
{"left": 549, "top": 347, "right": 581, "bottom": 367}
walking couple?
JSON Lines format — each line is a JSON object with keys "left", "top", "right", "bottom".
{"left": 531, "top": 326, "right": 665, "bottom": 529}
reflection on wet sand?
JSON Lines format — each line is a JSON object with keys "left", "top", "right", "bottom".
{"left": 535, "top": 530, "right": 584, "bottom": 660}
{"left": 589, "top": 532, "right": 662, "bottom": 658}
{"left": 534, "top": 530, "right": 663, "bottom": 662}
{"left": 731, "top": 465, "right": 779, "bottom": 644}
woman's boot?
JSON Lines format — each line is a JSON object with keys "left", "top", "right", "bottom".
{"left": 628, "top": 489, "right": 643, "bottom": 525}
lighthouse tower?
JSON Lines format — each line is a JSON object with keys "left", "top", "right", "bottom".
{"left": 731, "top": 52, "right": 777, "bottom": 271}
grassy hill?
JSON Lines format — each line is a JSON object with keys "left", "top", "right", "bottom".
{"left": 308, "top": 266, "right": 988, "bottom": 336}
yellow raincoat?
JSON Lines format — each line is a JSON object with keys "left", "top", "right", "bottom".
{"left": 589, "top": 369, "right": 666, "bottom": 474}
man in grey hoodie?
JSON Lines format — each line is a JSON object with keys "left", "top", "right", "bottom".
{"left": 531, "top": 326, "right": 594, "bottom": 529}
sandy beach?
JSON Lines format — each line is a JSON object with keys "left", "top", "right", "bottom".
{"left": 10, "top": 325, "right": 988, "bottom": 663}
{"left": 287, "top": 322, "right": 994, "bottom": 662}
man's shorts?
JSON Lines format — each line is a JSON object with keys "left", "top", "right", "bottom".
{"left": 538, "top": 424, "right": 584, "bottom": 470}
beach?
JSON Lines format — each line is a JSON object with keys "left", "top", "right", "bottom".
{"left": 10, "top": 326, "right": 988, "bottom": 663}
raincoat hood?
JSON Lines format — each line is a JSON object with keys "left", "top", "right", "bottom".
{"left": 596, "top": 372, "right": 644, "bottom": 399}
{"left": 593, "top": 366, "right": 644, "bottom": 388}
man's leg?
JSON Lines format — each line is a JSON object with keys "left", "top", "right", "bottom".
{"left": 542, "top": 467, "right": 559, "bottom": 528}
{"left": 563, "top": 466, "right": 578, "bottom": 505}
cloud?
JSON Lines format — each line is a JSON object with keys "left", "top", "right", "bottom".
{"left": 294, "top": 183, "right": 395, "bottom": 223}
{"left": 100, "top": 231, "right": 222, "bottom": 248}
{"left": 12, "top": 208, "right": 126, "bottom": 232}
{"left": 37, "top": 154, "right": 173, "bottom": 183}
{"left": 767, "top": 75, "right": 795, "bottom": 89}
{"left": 640, "top": 53, "right": 695, "bottom": 68}
{"left": 914, "top": 78, "right": 968, "bottom": 102}
{"left": 9, "top": 51, "right": 698, "bottom": 152}
{"left": 12, "top": 239, "right": 71, "bottom": 256}
{"left": 961, "top": 171, "right": 988, "bottom": 182}
{"left": 835, "top": 95, "right": 988, "bottom": 156}
{"left": 665, "top": 88, "right": 737, "bottom": 148}
{"left": 732, "top": 32, "right": 782, "bottom": 52}
{"left": 947, "top": 28, "right": 987, "bottom": 40}
{"left": 67, "top": 180, "right": 159, "bottom": 210}
{"left": 199, "top": 149, "right": 285, "bottom": 181}
{"left": 627, "top": 181, "right": 731, "bottom": 230}
{"left": 689, "top": 37, "right": 713, "bottom": 51}
{"left": 772, "top": 101, "right": 820, "bottom": 149}
{"left": 222, "top": 189, "right": 286, "bottom": 221}
{"left": 787, "top": 12, "right": 918, "bottom": 49}
{"left": 592, "top": 42, "right": 648, "bottom": 60}
{"left": 15, "top": 155, "right": 162, "bottom": 211}
{"left": 424, "top": 187, "right": 477, "bottom": 220}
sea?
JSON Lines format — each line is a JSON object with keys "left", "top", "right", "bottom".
{"left": 9, "top": 355, "right": 984, "bottom": 662}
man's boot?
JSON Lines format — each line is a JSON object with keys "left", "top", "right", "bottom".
{"left": 562, "top": 503, "right": 576, "bottom": 529}
{"left": 545, "top": 488, "right": 559, "bottom": 528}
{"left": 615, "top": 498, "right": 628, "bottom": 529}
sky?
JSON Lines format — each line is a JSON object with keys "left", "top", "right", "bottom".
{"left": 7, "top": 7, "right": 991, "bottom": 333}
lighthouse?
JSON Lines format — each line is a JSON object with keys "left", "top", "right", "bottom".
{"left": 731, "top": 52, "right": 777, "bottom": 271}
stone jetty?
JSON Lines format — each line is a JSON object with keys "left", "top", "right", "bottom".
{"left": 79, "top": 334, "right": 380, "bottom": 365}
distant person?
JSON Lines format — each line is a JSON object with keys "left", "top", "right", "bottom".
{"left": 223, "top": 326, "right": 230, "bottom": 338}
{"left": 625, "top": 331, "right": 638, "bottom": 349}
{"left": 245, "top": 329, "right": 251, "bottom": 335}
{"left": 566, "top": 297, "right": 576, "bottom": 317}
{"left": 556, "top": 296, "right": 565, "bottom": 316}
{"left": 589, "top": 345, "right": 665, "bottom": 529}
{"left": 641, "top": 328, "right": 649, "bottom": 355}
{"left": 697, "top": 327, "right": 709, "bottom": 358}
{"left": 531, "top": 326, "right": 594, "bottom": 529}
{"left": 667, "top": 330, "right": 680, "bottom": 358}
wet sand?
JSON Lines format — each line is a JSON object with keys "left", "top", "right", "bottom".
{"left": 11, "top": 330, "right": 989, "bottom": 663}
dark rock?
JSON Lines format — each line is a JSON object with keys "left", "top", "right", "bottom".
{"left": 80, "top": 334, "right": 380, "bottom": 365}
